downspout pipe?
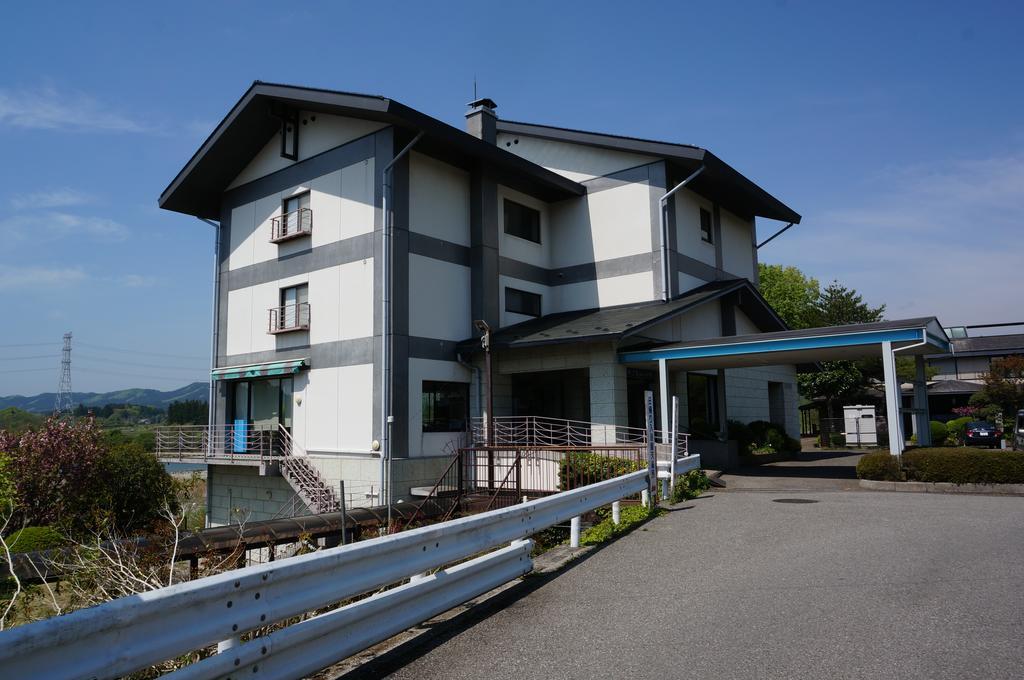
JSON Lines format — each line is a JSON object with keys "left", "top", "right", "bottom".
{"left": 199, "top": 217, "right": 220, "bottom": 460}
{"left": 658, "top": 166, "right": 705, "bottom": 301}
{"left": 380, "top": 131, "right": 424, "bottom": 516}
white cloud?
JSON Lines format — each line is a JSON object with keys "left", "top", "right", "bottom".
{"left": 765, "top": 152, "right": 1024, "bottom": 326}
{"left": 120, "top": 274, "right": 159, "bottom": 288}
{"left": 0, "top": 266, "right": 87, "bottom": 290}
{"left": 0, "top": 211, "right": 130, "bottom": 242}
{"left": 0, "top": 86, "right": 149, "bottom": 133}
{"left": 10, "top": 188, "right": 95, "bottom": 210}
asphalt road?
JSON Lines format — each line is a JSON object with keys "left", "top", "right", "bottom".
{"left": 719, "top": 450, "right": 865, "bottom": 491}
{"left": 350, "top": 490, "right": 1024, "bottom": 680}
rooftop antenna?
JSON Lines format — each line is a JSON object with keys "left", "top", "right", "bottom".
{"left": 473, "top": 75, "right": 477, "bottom": 101}
{"left": 54, "top": 331, "right": 73, "bottom": 417}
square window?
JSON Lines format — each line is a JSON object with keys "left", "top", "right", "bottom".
{"left": 505, "top": 287, "right": 542, "bottom": 317}
{"left": 422, "top": 381, "right": 469, "bottom": 432}
{"left": 504, "top": 199, "right": 541, "bottom": 243}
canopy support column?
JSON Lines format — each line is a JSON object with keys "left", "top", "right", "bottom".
{"left": 881, "top": 341, "right": 904, "bottom": 456}
{"left": 659, "top": 359, "right": 669, "bottom": 443}
{"left": 914, "top": 355, "right": 932, "bottom": 446}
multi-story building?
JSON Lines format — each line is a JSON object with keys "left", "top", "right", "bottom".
{"left": 158, "top": 82, "right": 802, "bottom": 524}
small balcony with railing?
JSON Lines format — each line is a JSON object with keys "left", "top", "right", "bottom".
{"left": 270, "top": 207, "right": 312, "bottom": 244}
{"left": 268, "top": 302, "right": 310, "bottom": 334}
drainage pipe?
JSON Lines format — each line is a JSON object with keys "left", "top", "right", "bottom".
{"left": 199, "top": 218, "right": 220, "bottom": 465}
{"left": 380, "top": 131, "right": 425, "bottom": 520}
{"left": 658, "top": 166, "right": 705, "bottom": 301}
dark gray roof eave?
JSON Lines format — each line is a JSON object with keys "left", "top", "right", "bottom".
{"left": 159, "top": 82, "right": 585, "bottom": 219}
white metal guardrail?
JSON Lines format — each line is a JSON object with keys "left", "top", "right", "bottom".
{"left": 0, "top": 470, "right": 649, "bottom": 680}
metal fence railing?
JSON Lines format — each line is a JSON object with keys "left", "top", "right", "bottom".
{"left": 154, "top": 424, "right": 281, "bottom": 462}
{"left": 270, "top": 207, "right": 312, "bottom": 242}
{"left": 268, "top": 302, "right": 310, "bottom": 334}
{"left": 0, "top": 470, "right": 650, "bottom": 680}
{"left": 471, "top": 415, "right": 689, "bottom": 454}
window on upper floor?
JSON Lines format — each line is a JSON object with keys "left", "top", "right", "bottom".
{"left": 269, "top": 283, "right": 309, "bottom": 333}
{"left": 505, "top": 287, "right": 542, "bottom": 317}
{"left": 699, "top": 207, "right": 714, "bottom": 244}
{"left": 272, "top": 191, "right": 312, "bottom": 243}
{"left": 422, "top": 381, "right": 469, "bottom": 432}
{"left": 504, "top": 199, "right": 541, "bottom": 244}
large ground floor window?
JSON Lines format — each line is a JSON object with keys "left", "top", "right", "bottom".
{"left": 230, "top": 377, "right": 294, "bottom": 432}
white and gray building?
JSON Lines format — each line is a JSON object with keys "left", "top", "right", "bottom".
{"left": 159, "top": 82, "right": 804, "bottom": 523}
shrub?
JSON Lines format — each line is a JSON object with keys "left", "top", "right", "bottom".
{"left": 558, "top": 452, "right": 643, "bottom": 491}
{"left": 829, "top": 433, "right": 846, "bottom": 448}
{"left": 929, "top": 421, "right": 948, "bottom": 447}
{"left": 945, "top": 417, "right": 973, "bottom": 446}
{"left": 903, "top": 448, "right": 1024, "bottom": 485}
{"left": 5, "top": 526, "right": 65, "bottom": 554}
{"left": 580, "top": 504, "right": 660, "bottom": 546}
{"left": 856, "top": 452, "right": 903, "bottom": 481}
{"left": 730, "top": 420, "right": 801, "bottom": 455}
{"left": 671, "top": 469, "right": 711, "bottom": 503}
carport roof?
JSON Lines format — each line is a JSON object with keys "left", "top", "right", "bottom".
{"left": 619, "top": 317, "right": 951, "bottom": 370}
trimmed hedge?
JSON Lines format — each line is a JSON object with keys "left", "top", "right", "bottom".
{"left": 856, "top": 453, "right": 902, "bottom": 481}
{"left": 929, "top": 421, "right": 948, "bottom": 447}
{"left": 5, "top": 525, "right": 64, "bottom": 553}
{"left": 558, "top": 452, "right": 643, "bottom": 491}
{"left": 857, "top": 448, "right": 1024, "bottom": 485}
{"left": 903, "top": 448, "right": 1024, "bottom": 485}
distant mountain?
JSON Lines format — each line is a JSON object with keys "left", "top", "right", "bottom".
{"left": 0, "top": 382, "right": 208, "bottom": 413}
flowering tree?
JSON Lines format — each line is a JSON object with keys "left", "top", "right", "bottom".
{"left": 0, "top": 418, "right": 107, "bottom": 534}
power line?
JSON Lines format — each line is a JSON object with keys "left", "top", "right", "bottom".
{"left": 76, "top": 355, "right": 205, "bottom": 371}
{"left": 0, "top": 354, "right": 58, "bottom": 361}
{"left": 0, "top": 367, "right": 56, "bottom": 374}
{"left": 75, "top": 367, "right": 208, "bottom": 383}
{"left": 76, "top": 342, "right": 208, "bottom": 360}
{"left": 0, "top": 342, "right": 62, "bottom": 348}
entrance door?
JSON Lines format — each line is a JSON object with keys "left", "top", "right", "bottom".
{"left": 228, "top": 378, "right": 294, "bottom": 451}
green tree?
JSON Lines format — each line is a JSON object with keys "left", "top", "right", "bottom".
{"left": 757, "top": 263, "right": 821, "bottom": 329}
{"left": 816, "top": 281, "right": 885, "bottom": 326}
{"left": 797, "top": 361, "right": 865, "bottom": 419}
{"left": 969, "top": 356, "right": 1024, "bottom": 424}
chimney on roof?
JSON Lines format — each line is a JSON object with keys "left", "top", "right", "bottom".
{"left": 465, "top": 98, "right": 497, "bottom": 144}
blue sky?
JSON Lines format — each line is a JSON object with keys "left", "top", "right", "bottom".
{"left": 1, "top": 1, "right": 1021, "bottom": 395}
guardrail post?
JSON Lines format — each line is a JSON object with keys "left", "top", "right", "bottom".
{"left": 339, "top": 480, "right": 348, "bottom": 545}
{"left": 570, "top": 516, "right": 581, "bottom": 548}
{"left": 641, "top": 489, "right": 650, "bottom": 508}
{"left": 611, "top": 501, "right": 621, "bottom": 525}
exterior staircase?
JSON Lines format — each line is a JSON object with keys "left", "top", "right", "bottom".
{"left": 277, "top": 425, "right": 341, "bottom": 514}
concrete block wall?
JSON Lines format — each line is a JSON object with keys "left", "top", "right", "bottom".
{"left": 723, "top": 365, "right": 800, "bottom": 438}
{"left": 208, "top": 465, "right": 306, "bottom": 526}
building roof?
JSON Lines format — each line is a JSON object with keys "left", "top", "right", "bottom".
{"left": 619, "top": 317, "right": 950, "bottom": 371}
{"left": 161, "top": 82, "right": 802, "bottom": 224}
{"left": 497, "top": 120, "right": 802, "bottom": 224}
{"left": 159, "top": 82, "right": 586, "bottom": 219}
{"left": 949, "top": 333, "right": 1024, "bottom": 357}
{"left": 902, "top": 380, "right": 984, "bottom": 395}
{"left": 456, "top": 278, "right": 784, "bottom": 353}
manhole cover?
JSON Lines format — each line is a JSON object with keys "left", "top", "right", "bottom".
{"left": 772, "top": 498, "right": 819, "bottom": 504}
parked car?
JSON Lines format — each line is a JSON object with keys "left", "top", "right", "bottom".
{"left": 965, "top": 421, "right": 1002, "bottom": 448}
{"left": 1015, "top": 410, "right": 1024, "bottom": 451}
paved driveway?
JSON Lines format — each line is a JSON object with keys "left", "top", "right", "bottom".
{"left": 720, "top": 450, "right": 865, "bottom": 491}
{"left": 345, "top": 490, "right": 1024, "bottom": 680}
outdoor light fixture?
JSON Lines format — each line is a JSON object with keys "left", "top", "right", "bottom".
{"left": 474, "top": 319, "right": 494, "bottom": 447}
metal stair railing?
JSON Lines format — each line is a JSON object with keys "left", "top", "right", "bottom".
{"left": 277, "top": 425, "right": 340, "bottom": 514}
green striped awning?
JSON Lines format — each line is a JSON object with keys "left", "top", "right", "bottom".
{"left": 211, "top": 358, "right": 308, "bottom": 381}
